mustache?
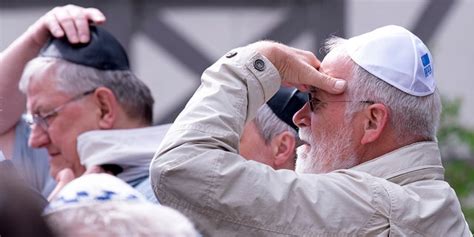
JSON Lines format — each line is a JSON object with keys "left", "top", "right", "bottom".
{"left": 298, "top": 128, "right": 311, "bottom": 145}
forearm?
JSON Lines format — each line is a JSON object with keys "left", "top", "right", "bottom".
{"left": 0, "top": 21, "right": 46, "bottom": 134}
{"left": 154, "top": 46, "right": 280, "bottom": 159}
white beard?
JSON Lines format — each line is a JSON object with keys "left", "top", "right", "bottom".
{"left": 295, "top": 123, "right": 358, "bottom": 174}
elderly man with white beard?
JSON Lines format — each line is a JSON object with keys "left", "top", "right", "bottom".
{"left": 151, "top": 25, "right": 471, "bottom": 236}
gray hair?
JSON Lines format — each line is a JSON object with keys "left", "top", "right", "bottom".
{"left": 19, "top": 57, "right": 154, "bottom": 125}
{"left": 45, "top": 202, "right": 199, "bottom": 237}
{"left": 253, "top": 104, "right": 302, "bottom": 146}
{"left": 324, "top": 37, "right": 441, "bottom": 142}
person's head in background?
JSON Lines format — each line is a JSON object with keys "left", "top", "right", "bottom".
{"left": 18, "top": 26, "right": 154, "bottom": 180}
{"left": 44, "top": 174, "right": 198, "bottom": 237}
{"left": 0, "top": 159, "right": 54, "bottom": 237}
{"left": 240, "top": 87, "right": 306, "bottom": 170}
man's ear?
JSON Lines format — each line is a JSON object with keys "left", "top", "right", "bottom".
{"left": 360, "top": 104, "right": 389, "bottom": 145}
{"left": 271, "top": 131, "right": 296, "bottom": 170}
{"left": 92, "top": 87, "right": 118, "bottom": 129}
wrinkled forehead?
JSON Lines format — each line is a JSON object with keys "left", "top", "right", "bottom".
{"left": 309, "top": 80, "right": 348, "bottom": 100}
{"left": 320, "top": 46, "right": 353, "bottom": 77}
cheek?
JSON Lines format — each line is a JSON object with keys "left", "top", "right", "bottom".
{"left": 48, "top": 113, "right": 98, "bottom": 154}
{"left": 310, "top": 109, "right": 345, "bottom": 134}
{"left": 48, "top": 126, "right": 79, "bottom": 157}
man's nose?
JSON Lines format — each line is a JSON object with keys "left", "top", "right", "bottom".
{"left": 28, "top": 124, "right": 50, "bottom": 148}
{"left": 293, "top": 103, "right": 311, "bottom": 129}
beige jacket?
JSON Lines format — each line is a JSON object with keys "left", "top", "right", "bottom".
{"left": 150, "top": 46, "right": 472, "bottom": 236}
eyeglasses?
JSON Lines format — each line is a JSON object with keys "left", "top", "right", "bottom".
{"left": 307, "top": 93, "right": 375, "bottom": 112}
{"left": 26, "top": 88, "right": 96, "bottom": 130}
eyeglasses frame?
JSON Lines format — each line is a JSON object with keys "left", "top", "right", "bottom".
{"left": 307, "top": 93, "right": 375, "bottom": 112}
{"left": 26, "top": 88, "right": 97, "bottom": 131}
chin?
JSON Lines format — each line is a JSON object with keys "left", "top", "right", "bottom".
{"left": 296, "top": 127, "right": 357, "bottom": 174}
{"left": 295, "top": 146, "right": 319, "bottom": 174}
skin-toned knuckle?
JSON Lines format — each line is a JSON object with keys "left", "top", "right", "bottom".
{"left": 85, "top": 8, "right": 96, "bottom": 16}
{"left": 55, "top": 10, "right": 70, "bottom": 22}
{"left": 65, "top": 4, "right": 77, "bottom": 10}
{"left": 302, "top": 50, "right": 313, "bottom": 57}
{"left": 51, "top": 6, "right": 60, "bottom": 13}
{"left": 278, "top": 57, "right": 292, "bottom": 82}
{"left": 297, "top": 62, "right": 312, "bottom": 82}
{"left": 44, "top": 14, "right": 56, "bottom": 27}
{"left": 310, "top": 55, "right": 321, "bottom": 69}
{"left": 67, "top": 7, "right": 81, "bottom": 18}
{"left": 74, "top": 16, "right": 87, "bottom": 27}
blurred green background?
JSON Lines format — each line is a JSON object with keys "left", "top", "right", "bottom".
{"left": 439, "top": 97, "right": 474, "bottom": 231}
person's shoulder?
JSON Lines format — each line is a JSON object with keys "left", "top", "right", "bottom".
{"left": 0, "top": 160, "right": 49, "bottom": 208}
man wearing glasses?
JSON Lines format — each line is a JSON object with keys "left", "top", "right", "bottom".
{"left": 151, "top": 26, "right": 471, "bottom": 235}
{"left": 0, "top": 5, "right": 160, "bottom": 202}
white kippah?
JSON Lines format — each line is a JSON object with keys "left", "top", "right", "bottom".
{"left": 44, "top": 174, "right": 147, "bottom": 214}
{"left": 346, "top": 25, "right": 435, "bottom": 96}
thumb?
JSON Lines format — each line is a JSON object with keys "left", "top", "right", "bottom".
{"left": 55, "top": 168, "right": 75, "bottom": 184}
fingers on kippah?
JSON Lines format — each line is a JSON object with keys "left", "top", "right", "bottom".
{"left": 55, "top": 8, "right": 79, "bottom": 43}
{"left": 44, "top": 12, "right": 64, "bottom": 38}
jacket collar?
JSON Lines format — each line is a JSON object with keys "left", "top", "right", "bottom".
{"left": 77, "top": 124, "right": 171, "bottom": 186}
{"left": 350, "top": 141, "right": 445, "bottom": 184}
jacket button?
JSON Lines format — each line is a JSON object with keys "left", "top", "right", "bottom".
{"left": 254, "top": 59, "right": 265, "bottom": 71}
{"left": 226, "top": 51, "right": 237, "bottom": 58}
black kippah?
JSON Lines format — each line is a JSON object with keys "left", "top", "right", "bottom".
{"left": 39, "top": 25, "right": 129, "bottom": 70}
{"left": 266, "top": 87, "right": 307, "bottom": 131}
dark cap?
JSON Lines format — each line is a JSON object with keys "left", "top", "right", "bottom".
{"left": 39, "top": 25, "right": 129, "bottom": 70}
{"left": 267, "top": 87, "right": 307, "bottom": 131}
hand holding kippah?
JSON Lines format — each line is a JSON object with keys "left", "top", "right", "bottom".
{"left": 28, "top": 4, "right": 105, "bottom": 49}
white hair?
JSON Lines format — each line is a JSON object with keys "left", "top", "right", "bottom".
{"left": 253, "top": 104, "right": 302, "bottom": 145}
{"left": 45, "top": 202, "right": 199, "bottom": 237}
{"left": 324, "top": 37, "right": 442, "bottom": 143}
{"left": 19, "top": 57, "right": 154, "bottom": 124}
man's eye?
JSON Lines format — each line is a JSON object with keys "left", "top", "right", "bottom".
{"left": 312, "top": 98, "right": 322, "bottom": 110}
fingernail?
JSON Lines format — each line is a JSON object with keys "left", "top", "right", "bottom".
{"left": 70, "top": 36, "right": 79, "bottom": 43}
{"left": 80, "top": 35, "right": 89, "bottom": 43}
{"left": 334, "top": 80, "right": 346, "bottom": 91}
